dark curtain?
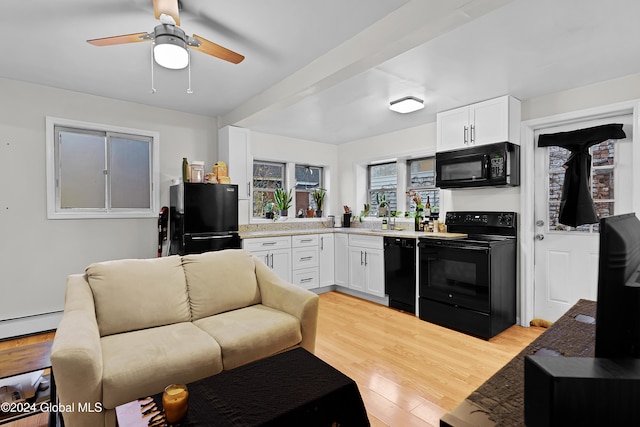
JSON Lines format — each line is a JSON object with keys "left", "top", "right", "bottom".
{"left": 537, "top": 123, "right": 626, "bottom": 227}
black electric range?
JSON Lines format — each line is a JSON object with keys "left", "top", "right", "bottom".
{"left": 418, "top": 211, "right": 517, "bottom": 339}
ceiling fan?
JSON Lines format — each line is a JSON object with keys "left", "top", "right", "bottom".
{"left": 87, "top": 0, "right": 244, "bottom": 70}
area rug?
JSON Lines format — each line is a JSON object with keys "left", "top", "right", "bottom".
{"left": 466, "top": 299, "right": 596, "bottom": 427}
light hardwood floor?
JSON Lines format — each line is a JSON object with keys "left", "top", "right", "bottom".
{"left": 3, "top": 292, "right": 543, "bottom": 427}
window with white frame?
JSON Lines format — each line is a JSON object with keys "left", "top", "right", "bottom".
{"left": 252, "top": 160, "right": 285, "bottom": 218}
{"left": 407, "top": 157, "right": 439, "bottom": 217}
{"left": 295, "top": 165, "right": 323, "bottom": 216}
{"left": 368, "top": 162, "right": 397, "bottom": 216}
{"left": 46, "top": 117, "right": 159, "bottom": 219}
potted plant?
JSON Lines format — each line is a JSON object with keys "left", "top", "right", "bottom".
{"left": 313, "top": 188, "right": 326, "bottom": 217}
{"left": 375, "top": 193, "right": 388, "bottom": 217}
{"left": 273, "top": 188, "right": 292, "bottom": 216}
{"left": 265, "top": 202, "right": 275, "bottom": 219}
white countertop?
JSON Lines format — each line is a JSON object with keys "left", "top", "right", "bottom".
{"left": 239, "top": 227, "right": 466, "bottom": 240}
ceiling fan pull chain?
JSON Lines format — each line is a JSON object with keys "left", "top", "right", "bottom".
{"left": 150, "top": 43, "right": 157, "bottom": 94}
{"left": 187, "top": 50, "right": 193, "bottom": 94}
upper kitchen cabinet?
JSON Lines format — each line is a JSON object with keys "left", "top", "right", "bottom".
{"left": 218, "top": 126, "right": 252, "bottom": 199}
{"left": 436, "top": 95, "right": 521, "bottom": 152}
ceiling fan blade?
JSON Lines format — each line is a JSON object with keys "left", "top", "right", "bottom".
{"left": 153, "top": 0, "right": 180, "bottom": 26}
{"left": 87, "top": 32, "right": 150, "bottom": 47}
{"left": 191, "top": 34, "right": 245, "bottom": 64}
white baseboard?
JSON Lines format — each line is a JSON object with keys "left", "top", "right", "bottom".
{"left": 0, "top": 312, "right": 62, "bottom": 340}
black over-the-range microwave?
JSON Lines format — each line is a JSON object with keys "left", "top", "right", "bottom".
{"left": 435, "top": 142, "right": 520, "bottom": 189}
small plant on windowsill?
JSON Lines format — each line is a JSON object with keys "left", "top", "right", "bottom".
{"left": 264, "top": 202, "right": 275, "bottom": 220}
{"left": 313, "top": 188, "right": 326, "bottom": 218}
{"left": 273, "top": 188, "right": 292, "bottom": 217}
{"left": 375, "top": 194, "right": 388, "bottom": 217}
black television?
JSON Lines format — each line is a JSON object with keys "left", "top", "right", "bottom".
{"left": 595, "top": 212, "right": 640, "bottom": 358}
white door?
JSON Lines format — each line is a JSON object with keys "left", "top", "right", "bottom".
{"left": 534, "top": 115, "right": 634, "bottom": 321}
{"left": 319, "top": 234, "right": 335, "bottom": 287}
{"left": 334, "top": 233, "right": 349, "bottom": 287}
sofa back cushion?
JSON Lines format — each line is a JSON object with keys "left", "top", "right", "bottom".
{"left": 86, "top": 256, "right": 191, "bottom": 337}
{"left": 182, "top": 250, "right": 261, "bottom": 321}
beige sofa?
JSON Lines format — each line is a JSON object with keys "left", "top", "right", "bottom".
{"left": 51, "top": 249, "right": 319, "bottom": 427}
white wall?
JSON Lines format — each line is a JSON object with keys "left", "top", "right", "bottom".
{"left": 337, "top": 122, "right": 438, "bottom": 215}
{"left": 250, "top": 131, "right": 339, "bottom": 217}
{"left": 0, "top": 78, "right": 216, "bottom": 338}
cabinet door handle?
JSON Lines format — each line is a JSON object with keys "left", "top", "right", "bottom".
{"left": 360, "top": 251, "right": 363, "bottom": 265}
{"left": 300, "top": 277, "right": 313, "bottom": 283}
{"left": 300, "top": 256, "right": 313, "bottom": 261}
{"left": 365, "top": 251, "right": 368, "bottom": 266}
{"left": 320, "top": 237, "right": 324, "bottom": 251}
{"left": 464, "top": 126, "right": 468, "bottom": 144}
{"left": 265, "top": 254, "right": 270, "bottom": 267}
{"left": 470, "top": 124, "right": 475, "bottom": 144}
{"left": 262, "top": 241, "right": 277, "bottom": 246}
{"left": 300, "top": 239, "right": 313, "bottom": 243}
{"left": 270, "top": 253, "right": 274, "bottom": 268}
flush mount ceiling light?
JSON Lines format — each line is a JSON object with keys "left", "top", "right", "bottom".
{"left": 389, "top": 96, "right": 424, "bottom": 114}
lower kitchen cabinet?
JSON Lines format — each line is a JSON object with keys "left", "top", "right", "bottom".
{"left": 334, "top": 233, "right": 349, "bottom": 287}
{"left": 292, "top": 234, "right": 319, "bottom": 289}
{"left": 319, "top": 234, "right": 335, "bottom": 287}
{"left": 243, "top": 236, "right": 291, "bottom": 282}
{"left": 347, "top": 235, "right": 385, "bottom": 298}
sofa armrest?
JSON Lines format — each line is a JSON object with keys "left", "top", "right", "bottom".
{"left": 51, "top": 274, "right": 105, "bottom": 425}
{"left": 253, "top": 256, "right": 319, "bottom": 353}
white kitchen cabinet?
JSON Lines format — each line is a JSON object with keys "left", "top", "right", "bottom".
{"left": 291, "top": 234, "right": 319, "bottom": 289}
{"left": 318, "top": 234, "right": 335, "bottom": 287}
{"left": 348, "top": 234, "right": 385, "bottom": 297}
{"left": 334, "top": 233, "right": 349, "bottom": 287}
{"left": 242, "top": 236, "right": 291, "bottom": 282}
{"left": 218, "top": 126, "right": 252, "bottom": 199}
{"left": 436, "top": 95, "right": 521, "bottom": 152}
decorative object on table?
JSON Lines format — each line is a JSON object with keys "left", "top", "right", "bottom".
{"left": 407, "top": 190, "right": 424, "bottom": 231}
{"left": 313, "top": 188, "right": 326, "bottom": 218}
{"left": 307, "top": 208, "right": 315, "bottom": 218}
{"left": 274, "top": 188, "right": 292, "bottom": 216}
{"left": 162, "top": 384, "right": 189, "bottom": 423}
{"left": 205, "top": 172, "right": 217, "bottom": 183}
{"left": 342, "top": 205, "right": 352, "bottom": 228}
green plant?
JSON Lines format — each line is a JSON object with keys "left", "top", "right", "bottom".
{"left": 273, "top": 188, "right": 292, "bottom": 211}
{"left": 375, "top": 193, "right": 388, "bottom": 208}
{"left": 358, "top": 203, "right": 370, "bottom": 222}
{"left": 313, "top": 188, "right": 326, "bottom": 211}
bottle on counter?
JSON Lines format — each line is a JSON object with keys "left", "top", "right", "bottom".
{"left": 382, "top": 218, "right": 388, "bottom": 230}
{"left": 182, "top": 157, "right": 190, "bottom": 183}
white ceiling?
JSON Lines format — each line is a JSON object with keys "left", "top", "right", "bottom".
{"left": 3, "top": 0, "right": 640, "bottom": 144}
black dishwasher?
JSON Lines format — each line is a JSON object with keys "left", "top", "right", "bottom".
{"left": 384, "top": 237, "right": 416, "bottom": 314}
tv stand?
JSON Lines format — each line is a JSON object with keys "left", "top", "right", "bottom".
{"left": 441, "top": 299, "right": 597, "bottom": 427}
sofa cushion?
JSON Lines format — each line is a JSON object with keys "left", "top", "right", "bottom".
{"left": 194, "top": 304, "right": 302, "bottom": 370}
{"left": 86, "top": 256, "right": 191, "bottom": 337}
{"left": 101, "top": 322, "right": 223, "bottom": 409}
{"left": 182, "top": 250, "right": 261, "bottom": 321}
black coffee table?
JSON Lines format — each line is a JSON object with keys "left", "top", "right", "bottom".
{"left": 117, "top": 348, "right": 370, "bottom": 426}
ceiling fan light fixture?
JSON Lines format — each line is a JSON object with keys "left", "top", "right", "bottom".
{"left": 154, "top": 33, "right": 188, "bottom": 69}
{"left": 389, "top": 96, "right": 424, "bottom": 114}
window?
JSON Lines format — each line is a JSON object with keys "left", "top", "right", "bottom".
{"left": 368, "top": 162, "right": 397, "bottom": 216}
{"left": 407, "top": 157, "right": 439, "bottom": 217}
{"left": 46, "top": 117, "right": 159, "bottom": 219}
{"left": 548, "top": 140, "right": 616, "bottom": 232}
{"left": 253, "top": 161, "right": 285, "bottom": 218}
{"left": 295, "top": 165, "right": 323, "bottom": 215}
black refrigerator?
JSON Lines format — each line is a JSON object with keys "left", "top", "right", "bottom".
{"left": 169, "top": 183, "right": 241, "bottom": 255}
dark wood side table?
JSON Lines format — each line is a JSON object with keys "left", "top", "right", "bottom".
{"left": 0, "top": 341, "right": 57, "bottom": 426}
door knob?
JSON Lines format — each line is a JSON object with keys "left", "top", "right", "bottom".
{"left": 535, "top": 234, "right": 545, "bottom": 241}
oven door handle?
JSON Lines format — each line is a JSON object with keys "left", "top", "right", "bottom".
{"left": 419, "top": 243, "right": 489, "bottom": 252}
